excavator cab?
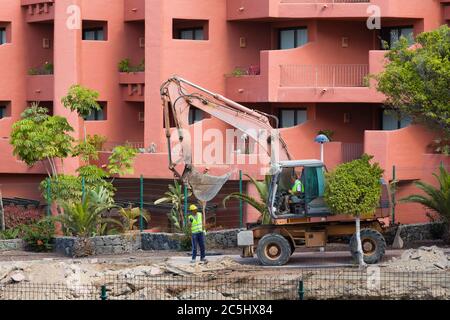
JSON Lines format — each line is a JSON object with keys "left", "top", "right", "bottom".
{"left": 270, "top": 160, "right": 330, "bottom": 218}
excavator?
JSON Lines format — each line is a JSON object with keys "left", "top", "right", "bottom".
{"left": 160, "top": 76, "right": 391, "bottom": 267}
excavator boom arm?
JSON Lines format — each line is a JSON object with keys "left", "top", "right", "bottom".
{"left": 160, "top": 76, "right": 291, "bottom": 177}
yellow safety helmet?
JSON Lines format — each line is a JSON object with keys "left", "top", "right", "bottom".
{"left": 189, "top": 204, "right": 198, "bottom": 212}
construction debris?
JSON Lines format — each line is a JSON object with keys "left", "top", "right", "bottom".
{"left": 382, "top": 246, "right": 450, "bottom": 271}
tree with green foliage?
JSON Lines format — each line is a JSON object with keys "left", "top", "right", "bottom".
{"left": 325, "top": 154, "right": 384, "bottom": 267}
{"left": 11, "top": 94, "right": 138, "bottom": 207}
{"left": 10, "top": 103, "right": 74, "bottom": 177}
{"left": 376, "top": 25, "right": 450, "bottom": 154}
{"left": 61, "top": 84, "right": 101, "bottom": 141}
{"left": 107, "top": 145, "right": 138, "bottom": 177}
{"left": 223, "top": 174, "right": 272, "bottom": 225}
{"left": 402, "top": 164, "right": 450, "bottom": 242}
{"left": 61, "top": 85, "right": 101, "bottom": 119}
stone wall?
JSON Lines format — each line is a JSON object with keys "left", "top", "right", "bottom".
{"left": 206, "top": 229, "right": 243, "bottom": 249}
{"left": 141, "top": 233, "right": 183, "bottom": 251}
{"left": 0, "top": 239, "right": 25, "bottom": 252}
{"left": 141, "top": 229, "right": 243, "bottom": 251}
{"left": 55, "top": 233, "right": 142, "bottom": 257}
{"left": 384, "top": 222, "right": 446, "bottom": 245}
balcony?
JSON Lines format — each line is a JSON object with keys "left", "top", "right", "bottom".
{"left": 226, "top": 49, "right": 386, "bottom": 103}
{"left": 21, "top": 0, "right": 54, "bottom": 23}
{"left": 227, "top": 0, "right": 434, "bottom": 20}
{"left": 124, "top": 0, "right": 145, "bottom": 21}
{"left": 119, "top": 72, "right": 145, "bottom": 102}
{"left": 364, "top": 125, "right": 444, "bottom": 181}
{"left": 26, "top": 75, "right": 54, "bottom": 101}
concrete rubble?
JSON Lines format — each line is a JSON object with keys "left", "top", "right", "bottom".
{"left": 0, "top": 247, "right": 449, "bottom": 300}
{"left": 381, "top": 246, "right": 450, "bottom": 272}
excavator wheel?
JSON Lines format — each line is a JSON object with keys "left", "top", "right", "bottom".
{"left": 350, "top": 229, "right": 386, "bottom": 264}
{"left": 256, "top": 233, "right": 292, "bottom": 266}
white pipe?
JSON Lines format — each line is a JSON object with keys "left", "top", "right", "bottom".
{"left": 320, "top": 144, "right": 324, "bottom": 163}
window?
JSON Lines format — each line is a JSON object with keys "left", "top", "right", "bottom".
{"left": 173, "top": 19, "right": 208, "bottom": 40}
{"left": 82, "top": 21, "right": 108, "bottom": 41}
{"left": 380, "top": 26, "right": 414, "bottom": 49}
{"left": 83, "top": 28, "right": 104, "bottom": 41}
{"left": 84, "top": 105, "right": 106, "bottom": 121}
{"left": 382, "top": 110, "right": 412, "bottom": 130}
{"left": 180, "top": 28, "right": 204, "bottom": 40}
{"left": 279, "top": 109, "right": 307, "bottom": 128}
{"left": 0, "top": 28, "right": 6, "bottom": 45}
{"left": 279, "top": 28, "right": 308, "bottom": 50}
{"left": 189, "top": 108, "right": 204, "bottom": 124}
{"left": 0, "top": 106, "right": 6, "bottom": 119}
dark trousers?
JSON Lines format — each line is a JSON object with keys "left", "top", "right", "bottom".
{"left": 191, "top": 232, "right": 206, "bottom": 260}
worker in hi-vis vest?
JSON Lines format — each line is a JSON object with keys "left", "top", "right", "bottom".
{"left": 188, "top": 204, "right": 207, "bottom": 263}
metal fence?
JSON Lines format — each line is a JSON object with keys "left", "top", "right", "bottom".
{"left": 1, "top": 269, "right": 449, "bottom": 300}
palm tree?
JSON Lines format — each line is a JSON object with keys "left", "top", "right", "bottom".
{"left": 55, "top": 186, "right": 118, "bottom": 257}
{"left": 118, "top": 206, "right": 150, "bottom": 232}
{"left": 402, "top": 164, "right": 450, "bottom": 240}
{"left": 154, "top": 180, "right": 191, "bottom": 232}
{"left": 223, "top": 174, "right": 272, "bottom": 225}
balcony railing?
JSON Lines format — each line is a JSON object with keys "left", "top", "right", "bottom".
{"left": 21, "top": 0, "right": 55, "bottom": 22}
{"left": 280, "top": 64, "right": 369, "bottom": 87}
{"left": 102, "top": 141, "right": 145, "bottom": 152}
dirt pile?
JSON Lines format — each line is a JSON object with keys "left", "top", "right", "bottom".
{"left": 382, "top": 246, "right": 450, "bottom": 271}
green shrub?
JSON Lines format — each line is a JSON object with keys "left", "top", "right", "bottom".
{"left": 28, "top": 62, "right": 54, "bottom": 75}
{"left": 0, "top": 228, "right": 21, "bottom": 240}
{"left": 325, "top": 154, "right": 384, "bottom": 217}
{"left": 118, "top": 59, "right": 145, "bottom": 73}
{"left": 231, "top": 67, "right": 247, "bottom": 77}
{"left": 118, "top": 58, "right": 131, "bottom": 72}
{"left": 21, "top": 219, "right": 55, "bottom": 252}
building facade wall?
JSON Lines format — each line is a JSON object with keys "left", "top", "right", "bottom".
{"left": 0, "top": 0, "right": 448, "bottom": 226}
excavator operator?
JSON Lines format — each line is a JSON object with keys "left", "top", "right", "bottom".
{"left": 284, "top": 171, "right": 305, "bottom": 214}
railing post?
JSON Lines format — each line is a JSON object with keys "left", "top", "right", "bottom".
{"left": 298, "top": 280, "right": 305, "bottom": 300}
{"left": 47, "top": 178, "right": 51, "bottom": 217}
{"left": 315, "top": 66, "right": 318, "bottom": 87}
{"left": 392, "top": 165, "right": 396, "bottom": 225}
{"left": 81, "top": 176, "right": 85, "bottom": 202}
{"left": 101, "top": 285, "right": 108, "bottom": 301}
{"left": 140, "top": 174, "right": 144, "bottom": 232}
{"left": 0, "top": 185, "right": 5, "bottom": 232}
{"left": 239, "top": 170, "right": 243, "bottom": 229}
{"left": 184, "top": 184, "right": 188, "bottom": 227}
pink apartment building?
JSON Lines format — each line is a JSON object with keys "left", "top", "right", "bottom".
{"left": 0, "top": 0, "right": 449, "bottom": 229}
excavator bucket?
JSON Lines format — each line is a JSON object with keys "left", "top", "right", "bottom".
{"left": 186, "top": 169, "right": 232, "bottom": 202}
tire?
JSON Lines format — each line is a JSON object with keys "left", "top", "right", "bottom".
{"left": 256, "top": 233, "right": 292, "bottom": 266}
{"left": 350, "top": 229, "right": 386, "bottom": 264}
